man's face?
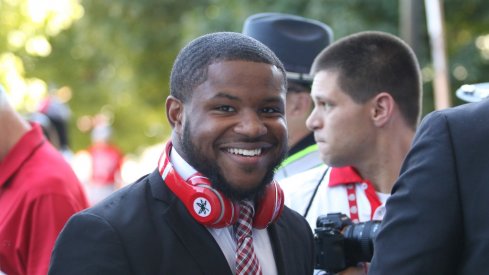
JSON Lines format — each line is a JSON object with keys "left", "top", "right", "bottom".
{"left": 306, "top": 70, "right": 374, "bottom": 167}
{"left": 284, "top": 82, "right": 313, "bottom": 148}
{"left": 174, "top": 60, "right": 287, "bottom": 201}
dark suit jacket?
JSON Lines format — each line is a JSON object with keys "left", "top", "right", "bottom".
{"left": 49, "top": 169, "right": 314, "bottom": 274}
{"left": 369, "top": 99, "right": 489, "bottom": 274}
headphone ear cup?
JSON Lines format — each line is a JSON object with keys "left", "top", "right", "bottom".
{"left": 187, "top": 176, "right": 239, "bottom": 227}
{"left": 208, "top": 194, "right": 239, "bottom": 228}
{"left": 165, "top": 170, "right": 221, "bottom": 224}
{"left": 253, "top": 181, "right": 284, "bottom": 229}
{"left": 165, "top": 170, "right": 239, "bottom": 227}
{"left": 160, "top": 142, "right": 239, "bottom": 228}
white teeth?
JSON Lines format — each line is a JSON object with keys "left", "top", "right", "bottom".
{"left": 228, "top": 148, "right": 261, "bottom": 156}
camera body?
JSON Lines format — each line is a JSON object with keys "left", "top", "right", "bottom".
{"left": 314, "top": 212, "right": 381, "bottom": 273}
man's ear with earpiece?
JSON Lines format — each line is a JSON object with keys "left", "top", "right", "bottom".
{"left": 289, "top": 92, "right": 312, "bottom": 115}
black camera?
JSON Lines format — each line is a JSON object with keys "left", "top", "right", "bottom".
{"left": 314, "top": 213, "right": 381, "bottom": 273}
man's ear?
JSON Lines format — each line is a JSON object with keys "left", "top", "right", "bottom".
{"left": 287, "top": 92, "right": 313, "bottom": 116}
{"left": 370, "top": 92, "right": 394, "bottom": 127}
{"left": 166, "top": 96, "right": 184, "bottom": 133}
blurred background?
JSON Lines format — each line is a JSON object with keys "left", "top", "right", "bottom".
{"left": 1, "top": 0, "right": 488, "bottom": 184}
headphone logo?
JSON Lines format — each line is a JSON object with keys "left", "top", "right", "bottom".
{"left": 194, "top": 197, "right": 211, "bottom": 217}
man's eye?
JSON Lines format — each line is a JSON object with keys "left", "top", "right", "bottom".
{"left": 318, "top": 101, "right": 333, "bottom": 108}
{"left": 217, "top": 105, "right": 235, "bottom": 112}
{"left": 262, "top": 107, "right": 282, "bottom": 114}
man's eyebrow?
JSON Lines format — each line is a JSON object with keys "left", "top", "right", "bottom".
{"left": 311, "top": 92, "right": 330, "bottom": 100}
{"left": 212, "top": 92, "right": 240, "bottom": 101}
{"left": 211, "top": 92, "right": 283, "bottom": 103}
{"left": 263, "top": 96, "right": 284, "bottom": 104}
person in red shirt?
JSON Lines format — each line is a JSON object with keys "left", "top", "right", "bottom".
{"left": 84, "top": 121, "right": 124, "bottom": 205}
{"left": 0, "top": 86, "right": 89, "bottom": 275}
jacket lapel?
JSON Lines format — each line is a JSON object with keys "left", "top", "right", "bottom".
{"left": 148, "top": 170, "right": 232, "bottom": 275}
{"left": 268, "top": 221, "right": 287, "bottom": 274}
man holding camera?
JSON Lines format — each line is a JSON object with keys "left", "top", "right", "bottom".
{"left": 280, "top": 31, "right": 422, "bottom": 274}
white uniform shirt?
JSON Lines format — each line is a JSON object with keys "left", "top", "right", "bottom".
{"left": 170, "top": 148, "right": 278, "bottom": 275}
{"left": 275, "top": 145, "right": 323, "bottom": 181}
{"left": 279, "top": 165, "right": 390, "bottom": 231}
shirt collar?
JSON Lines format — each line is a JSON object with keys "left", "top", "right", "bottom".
{"left": 0, "top": 123, "right": 44, "bottom": 187}
{"left": 169, "top": 146, "right": 197, "bottom": 181}
{"left": 328, "top": 166, "right": 364, "bottom": 187}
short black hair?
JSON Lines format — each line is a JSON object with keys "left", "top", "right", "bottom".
{"left": 170, "top": 32, "right": 287, "bottom": 103}
{"left": 311, "top": 31, "right": 422, "bottom": 129}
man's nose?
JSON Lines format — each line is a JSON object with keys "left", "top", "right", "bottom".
{"left": 306, "top": 108, "right": 321, "bottom": 131}
{"left": 234, "top": 110, "right": 267, "bottom": 137}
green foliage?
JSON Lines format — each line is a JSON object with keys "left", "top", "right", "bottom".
{"left": 34, "top": 0, "right": 214, "bottom": 152}
{"left": 444, "top": 0, "right": 489, "bottom": 106}
{"left": 4, "top": 0, "right": 489, "bottom": 154}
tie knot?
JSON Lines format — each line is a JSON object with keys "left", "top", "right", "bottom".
{"left": 239, "top": 201, "right": 254, "bottom": 219}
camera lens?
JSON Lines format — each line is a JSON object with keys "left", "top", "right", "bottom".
{"left": 342, "top": 220, "right": 381, "bottom": 264}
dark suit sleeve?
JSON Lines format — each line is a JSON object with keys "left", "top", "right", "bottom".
{"left": 369, "top": 111, "right": 463, "bottom": 275}
{"left": 49, "top": 212, "right": 131, "bottom": 275}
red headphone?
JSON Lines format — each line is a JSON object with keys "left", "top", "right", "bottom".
{"left": 158, "top": 142, "right": 284, "bottom": 229}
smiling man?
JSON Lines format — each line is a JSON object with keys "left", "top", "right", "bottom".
{"left": 49, "top": 32, "right": 314, "bottom": 275}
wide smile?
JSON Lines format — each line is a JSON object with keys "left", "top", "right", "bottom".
{"left": 227, "top": 148, "right": 262, "bottom": 157}
{"left": 222, "top": 143, "right": 271, "bottom": 166}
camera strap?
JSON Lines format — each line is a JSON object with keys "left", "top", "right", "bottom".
{"left": 303, "top": 166, "right": 330, "bottom": 218}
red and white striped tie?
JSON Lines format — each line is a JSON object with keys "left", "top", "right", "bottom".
{"left": 235, "top": 201, "right": 262, "bottom": 275}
